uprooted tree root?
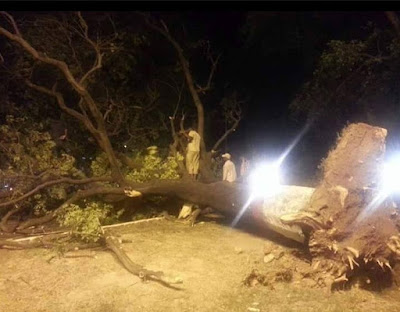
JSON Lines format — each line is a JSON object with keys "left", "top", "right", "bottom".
{"left": 282, "top": 123, "right": 400, "bottom": 291}
{"left": 0, "top": 218, "right": 184, "bottom": 289}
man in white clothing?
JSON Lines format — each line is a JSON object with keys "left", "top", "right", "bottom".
{"left": 182, "top": 125, "right": 201, "bottom": 180}
{"left": 222, "top": 153, "right": 237, "bottom": 183}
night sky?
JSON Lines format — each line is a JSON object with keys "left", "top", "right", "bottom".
{"left": 170, "top": 11, "right": 392, "bottom": 182}
{"left": 176, "top": 12, "right": 390, "bottom": 156}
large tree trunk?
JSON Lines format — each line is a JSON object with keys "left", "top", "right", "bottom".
{"left": 130, "top": 180, "right": 249, "bottom": 214}
{"left": 128, "top": 180, "right": 313, "bottom": 243}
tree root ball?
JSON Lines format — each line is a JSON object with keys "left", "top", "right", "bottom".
{"left": 295, "top": 123, "right": 400, "bottom": 289}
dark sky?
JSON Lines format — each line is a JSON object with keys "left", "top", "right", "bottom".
{"left": 181, "top": 11, "right": 390, "bottom": 160}
{"left": 150, "top": 10, "right": 392, "bottom": 184}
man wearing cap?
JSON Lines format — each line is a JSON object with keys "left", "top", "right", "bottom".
{"left": 222, "top": 153, "right": 237, "bottom": 183}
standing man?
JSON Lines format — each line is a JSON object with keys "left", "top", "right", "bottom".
{"left": 182, "top": 125, "right": 201, "bottom": 180}
{"left": 222, "top": 153, "right": 237, "bottom": 183}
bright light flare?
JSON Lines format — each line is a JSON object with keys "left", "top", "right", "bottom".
{"left": 231, "top": 161, "right": 282, "bottom": 227}
{"left": 355, "top": 154, "right": 400, "bottom": 224}
{"left": 249, "top": 161, "right": 282, "bottom": 198}
{"left": 381, "top": 155, "right": 400, "bottom": 195}
{"left": 230, "top": 123, "right": 310, "bottom": 228}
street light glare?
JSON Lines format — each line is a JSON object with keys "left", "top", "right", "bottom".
{"left": 232, "top": 160, "right": 283, "bottom": 227}
{"left": 382, "top": 155, "right": 400, "bottom": 194}
{"left": 249, "top": 161, "right": 282, "bottom": 198}
{"left": 355, "top": 154, "right": 400, "bottom": 224}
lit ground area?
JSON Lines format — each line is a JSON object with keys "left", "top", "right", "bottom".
{"left": 1, "top": 219, "right": 400, "bottom": 312}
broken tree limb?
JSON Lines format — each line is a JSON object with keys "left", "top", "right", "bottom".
{"left": 103, "top": 234, "right": 183, "bottom": 288}
{"left": 0, "top": 231, "right": 70, "bottom": 249}
{"left": 0, "top": 176, "right": 112, "bottom": 209}
{"left": 1, "top": 219, "right": 183, "bottom": 289}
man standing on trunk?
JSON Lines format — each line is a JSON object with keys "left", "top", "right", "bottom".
{"left": 222, "top": 153, "right": 237, "bottom": 183}
{"left": 182, "top": 125, "right": 201, "bottom": 180}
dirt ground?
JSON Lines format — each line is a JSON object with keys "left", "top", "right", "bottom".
{"left": 1, "top": 218, "right": 400, "bottom": 312}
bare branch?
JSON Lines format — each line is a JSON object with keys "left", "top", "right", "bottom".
{"left": 143, "top": 85, "right": 161, "bottom": 112}
{"left": 173, "top": 81, "right": 185, "bottom": 118}
{"left": 77, "top": 97, "right": 90, "bottom": 119}
{"left": 103, "top": 100, "right": 115, "bottom": 121}
{"left": 196, "top": 44, "right": 221, "bottom": 94}
{"left": 142, "top": 14, "right": 206, "bottom": 137}
{"left": 0, "top": 12, "right": 106, "bottom": 128}
{"left": 0, "top": 11, "right": 21, "bottom": 36}
{"left": 77, "top": 12, "right": 103, "bottom": 85}
{"left": 0, "top": 176, "right": 112, "bottom": 208}
{"left": 169, "top": 116, "right": 178, "bottom": 140}
{"left": 212, "top": 118, "right": 240, "bottom": 152}
{"left": 385, "top": 11, "right": 400, "bottom": 38}
{"left": 25, "top": 80, "right": 99, "bottom": 137}
{"left": 0, "top": 22, "right": 85, "bottom": 92}
{"left": 61, "top": 18, "right": 84, "bottom": 73}
{"left": 160, "top": 19, "right": 170, "bottom": 34}
{"left": 179, "top": 112, "right": 186, "bottom": 133}
{"left": 212, "top": 95, "right": 244, "bottom": 151}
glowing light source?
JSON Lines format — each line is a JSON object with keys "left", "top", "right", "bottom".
{"left": 382, "top": 155, "right": 400, "bottom": 195}
{"left": 356, "top": 154, "right": 400, "bottom": 224}
{"left": 231, "top": 161, "right": 282, "bottom": 227}
{"left": 249, "top": 161, "right": 282, "bottom": 198}
{"left": 230, "top": 123, "right": 310, "bottom": 228}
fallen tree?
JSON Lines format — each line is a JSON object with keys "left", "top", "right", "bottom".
{"left": 122, "top": 122, "right": 400, "bottom": 289}
{"left": 2, "top": 121, "right": 399, "bottom": 289}
{"left": 1, "top": 11, "right": 400, "bottom": 292}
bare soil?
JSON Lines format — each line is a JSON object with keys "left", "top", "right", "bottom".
{"left": 1, "top": 219, "right": 400, "bottom": 312}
